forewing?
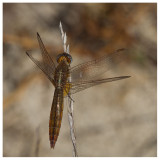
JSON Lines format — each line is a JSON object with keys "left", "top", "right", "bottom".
{"left": 26, "top": 33, "right": 56, "bottom": 84}
{"left": 68, "top": 76, "right": 130, "bottom": 95}
{"left": 37, "top": 33, "right": 56, "bottom": 71}
{"left": 69, "top": 49, "right": 127, "bottom": 83}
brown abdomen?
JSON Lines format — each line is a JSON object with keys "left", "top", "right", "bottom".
{"left": 49, "top": 88, "right": 64, "bottom": 149}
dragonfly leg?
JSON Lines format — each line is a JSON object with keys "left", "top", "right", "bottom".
{"left": 68, "top": 94, "right": 75, "bottom": 102}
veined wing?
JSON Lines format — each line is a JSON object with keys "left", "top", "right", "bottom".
{"left": 67, "top": 76, "right": 130, "bottom": 95}
{"left": 69, "top": 49, "right": 127, "bottom": 83}
{"left": 26, "top": 33, "right": 56, "bottom": 85}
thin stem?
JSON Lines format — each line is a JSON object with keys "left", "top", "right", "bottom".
{"left": 59, "top": 22, "right": 78, "bottom": 157}
{"left": 67, "top": 94, "right": 78, "bottom": 157}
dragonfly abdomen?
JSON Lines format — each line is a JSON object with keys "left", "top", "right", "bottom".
{"left": 49, "top": 88, "right": 64, "bottom": 149}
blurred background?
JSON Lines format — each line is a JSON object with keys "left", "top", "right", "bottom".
{"left": 3, "top": 3, "right": 157, "bottom": 157}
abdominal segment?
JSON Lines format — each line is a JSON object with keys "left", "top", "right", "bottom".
{"left": 49, "top": 88, "right": 64, "bottom": 149}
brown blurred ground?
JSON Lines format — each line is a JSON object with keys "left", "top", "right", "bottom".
{"left": 3, "top": 3, "right": 157, "bottom": 157}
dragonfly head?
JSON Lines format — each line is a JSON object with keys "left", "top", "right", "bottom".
{"left": 56, "top": 53, "right": 72, "bottom": 64}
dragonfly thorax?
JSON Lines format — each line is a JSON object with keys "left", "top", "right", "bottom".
{"left": 56, "top": 53, "right": 72, "bottom": 64}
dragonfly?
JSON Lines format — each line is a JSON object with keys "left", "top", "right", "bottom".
{"left": 26, "top": 33, "right": 130, "bottom": 149}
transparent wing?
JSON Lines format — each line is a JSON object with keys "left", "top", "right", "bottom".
{"left": 36, "top": 33, "right": 56, "bottom": 71}
{"left": 67, "top": 76, "right": 130, "bottom": 95}
{"left": 69, "top": 48, "right": 127, "bottom": 83}
{"left": 26, "top": 33, "right": 56, "bottom": 84}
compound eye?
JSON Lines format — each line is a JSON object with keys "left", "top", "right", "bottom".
{"left": 66, "top": 54, "right": 72, "bottom": 63}
{"left": 56, "top": 53, "right": 72, "bottom": 64}
{"left": 56, "top": 54, "right": 62, "bottom": 63}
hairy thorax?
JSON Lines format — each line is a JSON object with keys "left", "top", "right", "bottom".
{"left": 54, "top": 61, "right": 70, "bottom": 89}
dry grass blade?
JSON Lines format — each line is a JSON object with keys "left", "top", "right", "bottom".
{"left": 67, "top": 95, "right": 78, "bottom": 157}
{"left": 59, "top": 22, "right": 78, "bottom": 157}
